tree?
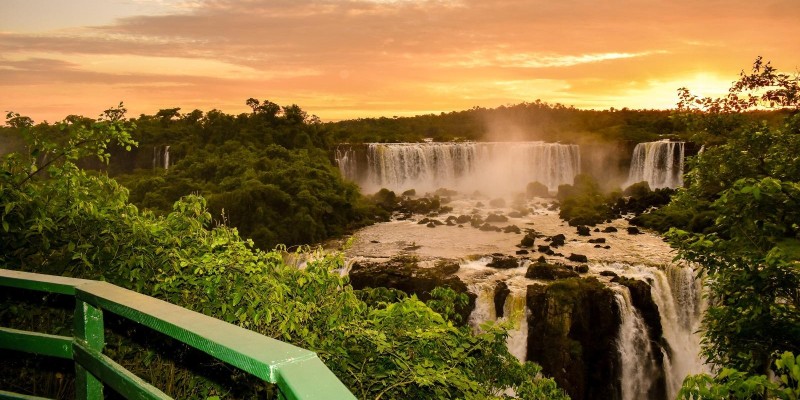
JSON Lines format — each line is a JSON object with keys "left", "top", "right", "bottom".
{"left": 665, "top": 59, "right": 800, "bottom": 395}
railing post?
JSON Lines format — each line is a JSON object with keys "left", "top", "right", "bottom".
{"left": 74, "top": 299, "right": 105, "bottom": 400}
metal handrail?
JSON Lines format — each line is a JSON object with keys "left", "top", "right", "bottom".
{"left": 0, "top": 269, "right": 355, "bottom": 400}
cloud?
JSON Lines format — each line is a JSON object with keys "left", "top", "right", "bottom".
{"left": 1, "top": 0, "right": 799, "bottom": 122}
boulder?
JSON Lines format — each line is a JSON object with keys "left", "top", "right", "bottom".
{"left": 567, "top": 253, "right": 588, "bottom": 263}
{"left": 549, "top": 234, "right": 566, "bottom": 247}
{"left": 503, "top": 225, "right": 521, "bottom": 234}
{"left": 520, "top": 233, "right": 536, "bottom": 247}
{"left": 456, "top": 214, "right": 472, "bottom": 224}
{"left": 516, "top": 249, "right": 529, "bottom": 255}
{"left": 575, "top": 264, "right": 589, "bottom": 273}
{"left": 487, "top": 255, "right": 520, "bottom": 269}
{"left": 538, "top": 245, "right": 555, "bottom": 255}
{"left": 576, "top": 225, "right": 591, "bottom": 236}
{"left": 588, "top": 238, "right": 606, "bottom": 244}
{"left": 486, "top": 213, "right": 509, "bottom": 223}
{"left": 602, "top": 226, "right": 618, "bottom": 233}
{"left": 494, "top": 281, "right": 511, "bottom": 318}
{"left": 525, "top": 262, "right": 580, "bottom": 280}
{"left": 426, "top": 222, "right": 436, "bottom": 228}
{"left": 599, "top": 270, "right": 618, "bottom": 278}
{"left": 627, "top": 227, "right": 641, "bottom": 235}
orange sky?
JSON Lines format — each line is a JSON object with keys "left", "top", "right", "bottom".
{"left": 1, "top": 0, "right": 798, "bottom": 123}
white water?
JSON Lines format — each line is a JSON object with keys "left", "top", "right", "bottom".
{"left": 340, "top": 142, "right": 580, "bottom": 194}
{"left": 468, "top": 282, "right": 528, "bottom": 362}
{"left": 617, "top": 263, "right": 708, "bottom": 399}
{"left": 613, "top": 287, "right": 661, "bottom": 400}
{"left": 153, "top": 145, "right": 170, "bottom": 170}
{"left": 627, "top": 140, "right": 684, "bottom": 189}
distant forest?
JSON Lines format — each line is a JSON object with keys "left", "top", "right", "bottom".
{"left": 0, "top": 99, "right": 789, "bottom": 249}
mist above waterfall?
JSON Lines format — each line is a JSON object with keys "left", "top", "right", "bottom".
{"left": 355, "top": 142, "right": 580, "bottom": 196}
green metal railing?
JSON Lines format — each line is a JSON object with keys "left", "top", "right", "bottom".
{"left": 0, "top": 269, "right": 355, "bottom": 400}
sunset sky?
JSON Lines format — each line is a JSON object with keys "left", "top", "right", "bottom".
{"left": 1, "top": 0, "right": 798, "bottom": 123}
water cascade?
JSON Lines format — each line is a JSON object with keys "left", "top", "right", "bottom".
{"left": 338, "top": 142, "right": 580, "bottom": 194}
{"left": 627, "top": 140, "right": 684, "bottom": 189}
{"left": 613, "top": 287, "right": 662, "bottom": 400}
{"left": 621, "top": 264, "right": 707, "bottom": 399}
{"left": 468, "top": 283, "right": 528, "bottom": 362}
{"left": 153, "top": 145, "right": 170, "bottom": 170}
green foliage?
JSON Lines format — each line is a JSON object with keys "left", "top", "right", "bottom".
{"left": 679, "top": 352, "right": 800, "bottom": 400}
{"left": 1, "top": 111, "right": 568, "bottom": 399}
{"left": 526, "top": 181, "right": 550, "bottom": 198}
{"left": 662, "top": 58, "right": 800, "bottom": 378}
{"left": 557, "top": 174, "right": 618, "bottom": 226}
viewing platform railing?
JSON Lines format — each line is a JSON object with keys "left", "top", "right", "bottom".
{"left": 0, "top": 269, "right": 355, "bottom": 400}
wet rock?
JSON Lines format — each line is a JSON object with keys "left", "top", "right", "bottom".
{"left": 594, "top": 244, "right": 603, "bottom": 248}
{"left": 567, "top": 253, "right": 588, "bottom": 263}
{"left": 401, "top": 189, "right": 416, "bottom": 197}
{"left": 525, "top": 262, "right": 580, "bottom": 280}
{"left": 426, "top": 222, "right": 436, "bottom": 228}
{"left": 588, "top": 238, "right": 606, "bottom": 244}
{"left": 487, "top": 255, "right": 520, "bottom": 269}
{"left": 599, "top": 270, "right": 618, "bottom": 278}
{"left": 417, "top": 218, "right": 430, "bottom": 225}
{"left": 503, "top": 225, "right": 521, "bottom": 234}
{"left": 520, "top": 233, "right": 536, "bottom": 247}
{"left": 538, "top": 245, "right": 555, "bottom": 255}
{"left": 526, "top": 278, "right": 622, "bottom": 400}
{"left": 602, "top": 226, "right": 618, "bottom": 233}
{"left": 479, "top": 223, "right": 497, "bottom": 232}
{"left": 446, "top": 220, "right": 456, "bottom": 226}
{"left": 576, "top": 225, "right": 591, "bottom": 236}
{"left": 603, "top": 245, "right": 611, "bottom": 249}
{"left": 549, "top": 234, "right": 566, "bottom": 247}
{"left": 456, "top": 214, "right": 472, "bottom": 224}
{"left": 494, "top": 281, "right": 511, "bottom": 318}
{"left": 575, "top": 264, "right": 589, "bottom": 273}
{"left": 486, "top": 213, "right": 509, "bottom": 223}
{"left": 594, "top": 228, "right": 600, "bottom": 232}
{"left": 516, "top": 249, "right": 529, "bottom": 255}
{"left": 370, "top": 240, "right": 380, "bottom": 243}
{"left": 627, "top": 227, "right": 641, "bottom": 235}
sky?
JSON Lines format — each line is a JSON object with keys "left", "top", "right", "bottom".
{"left": 1, "top": 0, "right": 798, "bottom": 123}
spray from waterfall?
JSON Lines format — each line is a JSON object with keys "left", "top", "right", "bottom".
{"left": 339, "top": 142, "right": 580, "bottom": 195}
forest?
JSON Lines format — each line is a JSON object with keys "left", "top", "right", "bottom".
{"left": 1, "top": 58, "right": 799, "bottom": 399}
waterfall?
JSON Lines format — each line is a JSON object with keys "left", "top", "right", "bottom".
{"left": 613, "top": 287, "right": 661, "bottom": 400}
{"left": 340, "top": 142, "right": 580, "bottom": 194}
{"left": 335, "top": 146, "right": 358, "bottom": 180}
{"left": 645, "top": 265, "right": 707, "bottom": 399}
{"left": 153, "top": 145, "right": 170, "bottom": 170}
{"left": 468, "top": 282, "right": 528, "bottom": 363}
{"left": 615, "top": 263, "right": 708, "bottom": 399}
{"left": 627, "top": 140, "right": 684, "bottom": 189}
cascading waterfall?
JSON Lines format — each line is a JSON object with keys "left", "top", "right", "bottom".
{"left": 467, "top": 282, "right": 528, "bottom": 363}
{"left": 153, "top": 145, "right": 170, "bottom": 169}
{"left": 338, "top": 142, "right": 580, "bottom": 194}
{"left": 613, "top": 287, "right": 662, "bottom": 400}
{"left": 622, "top": 264, "right": 707, "bottom": 399}
{"left": 627, "top": 140, "right": 684, "bottom": 189}
{"left": 335, "top": 147, "right": 358, "bottom": 181}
